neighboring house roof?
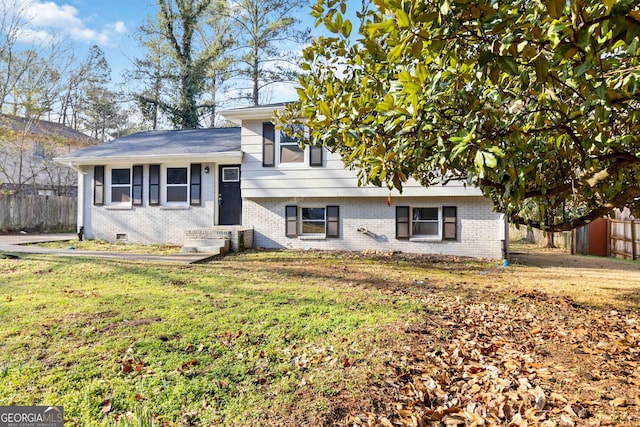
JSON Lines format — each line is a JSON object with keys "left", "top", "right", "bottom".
{"left": 0, "top": 114, "right": 97, "bottom": 146}
{"left": 55, "top": 127, "right": 243, "bottom": 166}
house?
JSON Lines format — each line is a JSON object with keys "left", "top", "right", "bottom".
{"left": 55, "top": 104, "right": 508, "bottom": 259}
{"left": 0, "top": 114, "right": 98, "bottom": 196}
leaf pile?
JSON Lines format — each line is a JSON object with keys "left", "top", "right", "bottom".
{"left": 350, "top": 290, "right": 640, "bottom": 426}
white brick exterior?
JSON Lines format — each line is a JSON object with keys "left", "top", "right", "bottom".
{"left": 243, "top": 196, "right": 506, "bottom": 259}
{"left": 81, "top": 164, "right": 216, "bottom": 245}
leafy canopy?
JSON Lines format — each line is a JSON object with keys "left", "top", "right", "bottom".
{"left": 281, "top": 0, "right": 640, "bottom": 231}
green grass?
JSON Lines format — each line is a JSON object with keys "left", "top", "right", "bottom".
{"left": 0, "top": 250, "right": 446, "bottom": 426}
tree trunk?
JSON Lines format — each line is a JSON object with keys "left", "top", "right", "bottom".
{"left": 544, "top": 232, "right": 556, "bottom": 248}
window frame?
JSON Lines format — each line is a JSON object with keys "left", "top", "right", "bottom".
{"left": 300, "top": 206, "right": 327, "bottom": 236}
{"left": 163, "top": 165, "right": 190, "bottom": 205}
{"left": 285, "top": 205, "right": 340, "bottom": 239}
{"left": 108, "top": 167, "right": 132, "bottom": 206}
{"left": 277, "top": 124, "right": 307, "bottom": 166}
{"left": 396, "top": 206, "right": 458, "bottom": 241}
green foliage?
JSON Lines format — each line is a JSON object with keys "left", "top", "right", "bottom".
{"left": 282, "top": 0, "right": 640, "bottom": 231}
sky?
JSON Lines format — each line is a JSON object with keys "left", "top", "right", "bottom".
{"left": 10, "top": 0, "right": 342, "bottom": 106}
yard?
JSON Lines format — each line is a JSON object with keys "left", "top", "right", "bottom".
{"left": 0, "top": 247, "right": 639, "bottom": 426}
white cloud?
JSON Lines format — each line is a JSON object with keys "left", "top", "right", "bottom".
{"left": 13, "top": 0, "right": 124, "bottom": 45}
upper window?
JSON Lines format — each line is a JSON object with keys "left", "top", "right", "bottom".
{"left": 166, "top": 167, "right": 188, "bottom": 203}
{"left": 278, "top": 124, "right": 305, "bottom": 164}
{"left": 110, "top": 168, "right": 131, "bottom": 204}
{"left": 262, "top": 122, "right": 323, "bottom": 167}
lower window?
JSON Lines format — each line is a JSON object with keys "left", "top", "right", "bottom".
{"left": 286, "top": 205, "right": 339, "bottom": 238}
{"left": 396, "top": 206, "right": 457, "bottom": 240}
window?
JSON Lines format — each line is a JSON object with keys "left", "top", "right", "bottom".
{"left": 111, "top": 168, "right": 131, "bottom": 204}
{"left": 396, "top": 206, "right": 457, "bottom": 241}
{"left": 285, "top": 205, "right": 340, "bottom": 238}
{"left": 166, "top": 167, "right": 188, "bottom": 203}
{"left": 301, "top": 207, "right": 326, "bottom": 235}
{"left": 262, "top": 122, "right": 323, "bottom": 167}
{"left": 33, "top": 142, "right": 52, "bottom": 159}
{"left": 279, "top": 124, "right": 304, "bottom": 164}
{"left": 413, "top": 208, "right": 439, "bottom": 237}
{"left": 222, "top": 167, "right": 240, "bottom": 182}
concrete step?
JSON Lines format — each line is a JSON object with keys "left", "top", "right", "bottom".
{"left": 181, "top": 238, "right": 229, "bottom": 255}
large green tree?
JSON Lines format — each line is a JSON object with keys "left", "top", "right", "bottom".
{"left": 282, "top": 0, "right": 640, "bottom": 231}
{"left": 133, "top": 0, "right": 232, "bottom": 129}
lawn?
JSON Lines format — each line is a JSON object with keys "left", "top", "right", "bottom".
{"left": 0, "top": 248, "right": 638, "bottom": 426}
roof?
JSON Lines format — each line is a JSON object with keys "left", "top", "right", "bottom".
{"left": 55, "top": 127, "right": 242, "bottom": 166}
{"left": 0, "top": 114, "right": 98, "bottom": 146}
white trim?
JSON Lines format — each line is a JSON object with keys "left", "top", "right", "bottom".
{"left": 107, "top": 166, "right": 132, "bottom": 207}
{"left": 411, "top": 206, "right": 442, "bottom": 239}
{"left": 220, "top": 105, "right": 286, "bottom": 124}
{"left": 162, "top": 164, "right": 190, "bottom": 206}
{"left": 276, "top": 124, "right": 308, "bottom": 168}
{"left": 221, "top": 166, "right": 240, "bottom": 182}
{"left": 54, "top": 151, "right": 243, "bottom": 167}
{"left": 299, "top": 206, "right": 327, "bottom": 237}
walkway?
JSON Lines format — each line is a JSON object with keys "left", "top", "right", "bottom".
{"left": 0, "top": 233, "right": 215, "bottom": 264}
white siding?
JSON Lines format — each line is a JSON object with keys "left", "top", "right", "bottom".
{"left": 243, "top": 196, "right": 505, "bottom": 259}
{"left": 240, "top": 119, "right": 481, "bottom": 199}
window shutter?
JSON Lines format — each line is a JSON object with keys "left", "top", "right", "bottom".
{"left": 132, "top": 165, "right": 143, "bottom": 206}
{"left": 309, "top": 145, "right": 323, "bottom": 166}
{"left": 190, "top": 163, "right": 201, "bottom": 206}
{"left": 326, "top": 205, "right": 339, "bottom": 238}
{"left": 263, "top": 122, "right": 275, "bottom": 167}
{"left": 443, "top": 206, "right": 457, "bottom": 240}
{"left": 149, "top": 164, "right": 160, "bottom": 206}
{"left": 93, "top": 166, "right": 104, "bottom": 205}
{"left": 285, "top": 205, "right": 298, "bottom": 237}
{"left": 396, "top": 206, "right": 410, "bottom": 239}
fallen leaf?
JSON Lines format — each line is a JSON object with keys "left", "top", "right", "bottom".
{"left": 100, "top": 399, "right": 112, "bottom": 414}
{"left": 609, "top": 397, "right": 627, "bottom": 407}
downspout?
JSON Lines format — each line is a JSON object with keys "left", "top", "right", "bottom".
{"left": 64, "top": 162, "right": 85, "bottom": 239}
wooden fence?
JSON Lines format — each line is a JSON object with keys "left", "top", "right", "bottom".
{"left": 610, "top": 219, "right": 639, "bottom": 260}
{"left": 0, "top": 195, "right": 77, "bottom": 232}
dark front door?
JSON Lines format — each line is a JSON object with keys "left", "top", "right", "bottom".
{"left": 219, "top": 165, "right": 241, "bottom": 225}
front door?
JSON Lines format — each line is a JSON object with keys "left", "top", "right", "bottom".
{"left": 219, "top": 165, "right": 241, "bottom": 225}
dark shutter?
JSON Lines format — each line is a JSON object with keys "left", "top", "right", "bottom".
{"left": 309, "top": 145, "right": 323, "bottom": 166}
{"left": 396, "top": 206, "right": 410, "bottom": 239}
{"left": 93, "top": 166, "right": 104, "bottom": 205}
{"left": 149, "top": 164, "right": 160, "bottom": 206}
{"left": 190, "top": 163, "right": 201, "bottom": 206}
{"left": 263, "top": 122, "right": 275, "bottom": 167}
{"left": 285, "top": 205, "right": 298, "bottom": 237}
{"left": 443, "top": 206, "right": 457, "bottom": 240}
{"left": 326, "top": 205, "right": 339, "bottom": 238}
{"left": 132, "top": 165, "right": 143, "bottom": 206}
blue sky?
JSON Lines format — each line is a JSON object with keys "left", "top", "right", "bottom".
{"left": 12, "top": 0, "right": 343, "bottom": 104}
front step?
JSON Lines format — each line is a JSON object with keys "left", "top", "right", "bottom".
{"left": 181, "top": 238, "right": 230, "bottom": 255}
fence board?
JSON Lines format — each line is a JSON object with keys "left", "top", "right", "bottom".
{"left": 610, "top": 219, "right": 638, "bottom": 260}
{"left": 0, "top": 195, "right": 76, "bottom": 232}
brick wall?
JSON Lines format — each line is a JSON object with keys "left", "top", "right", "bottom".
{"left": 243, "top": 196, "right": 505, "bottom": 259}
{"left": 83, "top": 165, "right": 215, "bottom": 245}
